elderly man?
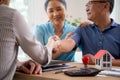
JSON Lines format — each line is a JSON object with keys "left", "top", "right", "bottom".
{"left": 53, "top": 0, "right": 120, "bottom": 66}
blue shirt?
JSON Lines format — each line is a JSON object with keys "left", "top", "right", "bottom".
{"left": 71, "top": 19, "right": 120, "bottom": 59}
{"left": 34, "top": 21, "right": 77, "bottom": 61}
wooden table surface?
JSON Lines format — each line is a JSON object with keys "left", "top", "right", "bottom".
{"left": 14, "top": 62, "right": 120, "bottom": 80}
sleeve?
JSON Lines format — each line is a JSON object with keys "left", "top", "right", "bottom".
{"left": 13, "top": 10, "right": 51, "bottom": 66}
{"left": 71, "top": 27, "right": 81, "bottom": 47}
{"left": 34, "top": 25, "right": 44, "bottom": 45}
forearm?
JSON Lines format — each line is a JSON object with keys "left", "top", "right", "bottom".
{"left": 112, "top": 59, "right": 120, "bottom": 66}
{"left": 58, "top": 38, "right": 76, "bottom": 52}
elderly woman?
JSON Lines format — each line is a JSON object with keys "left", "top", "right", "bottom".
{"left": 35, "top": 0, "right": 83, "bottom": 62}
{"left": 0, "top": 0, "right": 55, "bottom": 80}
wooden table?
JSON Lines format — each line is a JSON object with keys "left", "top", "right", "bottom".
{"left": 14, "top": 62, "right": 120, "bottom": 80}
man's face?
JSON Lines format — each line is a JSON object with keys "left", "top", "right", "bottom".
{"left": 85, "top": 0, "right": 108, "bottom": 21}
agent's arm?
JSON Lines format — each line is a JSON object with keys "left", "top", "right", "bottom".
{"left": 14, "top": 10, "right": 53, "bottom": 66}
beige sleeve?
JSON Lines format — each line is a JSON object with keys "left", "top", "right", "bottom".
{"left": 13, "top": 10, "right": 51, "bottom": 66}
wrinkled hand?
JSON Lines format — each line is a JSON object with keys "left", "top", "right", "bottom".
{"left": 83, "top": 54, "right": 95, "bottom": 65}
{"left": 17, "top": 60, "right": 42, "bottom": 74}
{"left": 65, "top": 32, "right": 74, "bottom": 40}
{"left": 79, "top": 21, "right": 92, "bottom": 27}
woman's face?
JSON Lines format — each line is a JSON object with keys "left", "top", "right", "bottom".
{"left": 46, "top": 0, "right": 66, "bottom": 26}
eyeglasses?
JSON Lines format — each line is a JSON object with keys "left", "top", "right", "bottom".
{"left": 86, "top": 1, "right": 109, "bottom": 6}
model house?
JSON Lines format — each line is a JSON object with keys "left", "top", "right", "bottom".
{"left": 94, "top": 50, "right": 113, "bottom": 70}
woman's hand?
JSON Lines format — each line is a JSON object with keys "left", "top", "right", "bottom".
{"left": 17, "top": 60, "right": 42, "bottom": 74}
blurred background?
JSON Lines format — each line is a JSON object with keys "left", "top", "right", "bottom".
{"left": 9, "top": 0, "right": 120, "bottom": 63}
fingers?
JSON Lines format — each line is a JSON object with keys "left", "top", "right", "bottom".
{"left": 19, "top": 60, "right": 42, "bottom": 75}
{"left": 33, "top": 62, "right": 42, "bottom": 74}
{"left": 48, "top": 35, "right": 62, "bottom": 58}
{"left": 52, "top": 44, "right": 61, "bottom": 59}
{"left": 36, "top": 65, "right": 42, "bottom": 74}
{"left": 65, "top": 32, "right": 74, "bottom": 39}
{"left": 48, "top": 35, "right": 60, "bottom": 41}
{"left": 29, "top": 61, "right": 36, "bottom": 74}
{"left": 83, "top": 54, "right": 95, "bottom": 65}
{"left": 53, "top": 35, "right": 60, "bottom": 41}
{"left": 19, "top": 64, "right": 32, "bottom": 74}
{"left": 28, "top": 61, "right": 42, "bottom": 74}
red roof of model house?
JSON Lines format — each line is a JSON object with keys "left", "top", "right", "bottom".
{"left": 94, "top": 50, "right": 111, "bottom": 59}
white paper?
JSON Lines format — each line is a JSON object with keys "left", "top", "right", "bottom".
{"left": 98, "top": 68, "right": 120, "bottom": 77}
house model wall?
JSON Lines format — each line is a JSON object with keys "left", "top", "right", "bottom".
{"left": 94, "top": 50, "right": 113, "bottom": 70}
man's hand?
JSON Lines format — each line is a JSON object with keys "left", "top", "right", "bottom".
{"left": 83, "top": 54, "right": 95, "bottom": 65}
{"left": 17, "top": 60, "right": 42, "bottom": 74}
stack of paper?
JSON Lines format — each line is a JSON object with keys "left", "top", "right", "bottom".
{"left": 98, "top": 68, "right": 120, "bottom": 77}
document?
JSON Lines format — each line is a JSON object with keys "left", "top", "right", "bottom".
{"left": 98, "top": 68, "right": 120, "bottom": 77}
{"left": 42, "top": 60, "right": 76, "bottom": 72}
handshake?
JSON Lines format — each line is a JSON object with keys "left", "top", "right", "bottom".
{"left": 46, "top": 32, "right": 74, "bottom": 59}
{"left": 47, "top": 35, "right": 62, "bottom": 54}
{"left": 46, "top": 35, "right": 63, "bottom": 59}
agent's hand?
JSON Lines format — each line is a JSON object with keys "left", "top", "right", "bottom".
{"left": 52, "top": 47, "right": 61, "bottom": 59}
{"left": 47, "top": 36, "right": 61, "bottom": 58}
{"left": 83, "top": 54, "right": 95, "bottom": 65}
{"left": 50, "top": 36, "right": 61, "bottom": 58}
{"left": 17, "top": 60, "right": 42, "bottom": 74}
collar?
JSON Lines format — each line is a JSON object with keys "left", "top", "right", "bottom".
{"left": 49, "top": 21, "right": 67, "bottom": 33}
{"left": 91, "top": 19, "right": 118, "bottom": 29}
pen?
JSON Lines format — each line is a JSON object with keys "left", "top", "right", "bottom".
{"left": 55, "top": 70, "right": 67, "bottom": 74}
